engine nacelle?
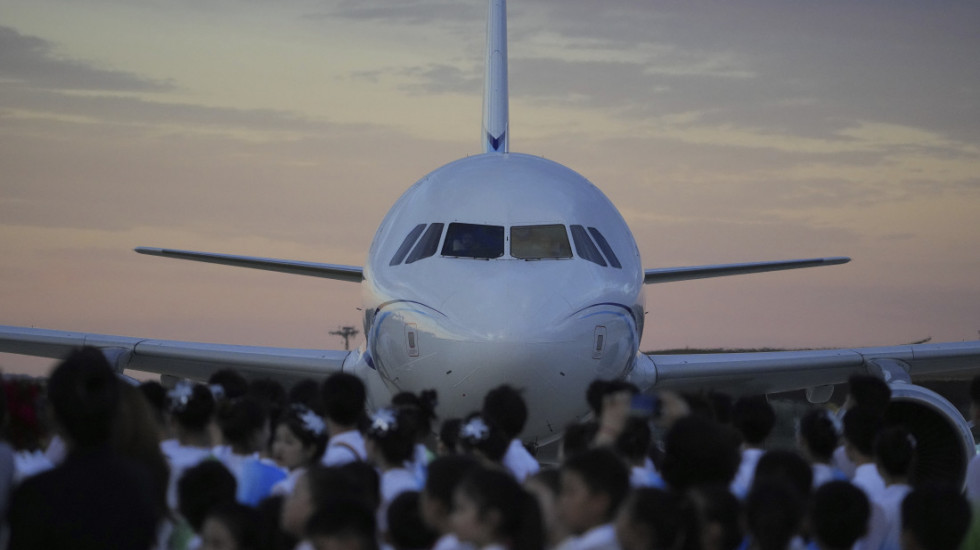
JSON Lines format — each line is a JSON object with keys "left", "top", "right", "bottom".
{"left": 885, "top": 381, "right": 975, "bottom": 489}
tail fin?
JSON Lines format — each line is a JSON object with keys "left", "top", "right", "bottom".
{"left": 482, "top": 0, "right": 509, "bottom": 153}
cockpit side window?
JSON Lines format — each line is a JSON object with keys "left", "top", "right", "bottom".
{"left": 441, "top": 223, "right": 504, "bottom": 259}
{"left": 588, "top": 227, "right": 622, "bottom": 269}
{"left": 571, "top": 225, "right": 607, "bottom": 267}
{"left": 511, "top": 224, "right": 572, "bottom": 260}
{"left": 405, "top": 223, "right": 444, "bottom": 264}
{"left": 389, "top": 223, "right": 427, "bottom": 266}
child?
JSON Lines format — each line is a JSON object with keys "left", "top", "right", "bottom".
{"left": 270, "top": 404, "right": 328, "bottom": 496}
{"left": 557, "top": 448, "right": 630, "bottom": 550}
{"left": 421, "top": 455, "right": 480, "bottom": 550}
{"left": 320, "top": 373, "right": 368, "bottom": 466}
{"left": 165, "top": 381, "right": 217, "bottom": 509}
{"left": 873, "top": 426, "right": 915, "bottom": 550}
{"left": 365, "top": 406, "right": 422, "bottom": 531}
{"left": 809, "top": 481, "right": 869, "bottom": 550}
{"left": 614, "top": 488, "right": 698, "bottom": 550}
{"left": 215, "top": 396, "right": 287, "bottom": 505}
{"left": 201, "top": 501, "right": 263, "bottom": 550}
{"left": 451, "top": 465, "right": 543, "bottom": 550}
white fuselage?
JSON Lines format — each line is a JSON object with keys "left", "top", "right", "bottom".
{"left": 346, "top": 152, "right": 645, "bottom": 442}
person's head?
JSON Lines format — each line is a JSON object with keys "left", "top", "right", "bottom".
{"left": 387, "top": 491, "right": 438, "bottom": 550}
{"left": 306, "top": 498, "right": 378, "bottom": 550}
{"left": 365, "top": 406, "right": 420, "bottom": 468}
{"left": 559, "top": 448, "right": 630, "bottom": 535}
{"left": 901, "top": 485, "right": 971, "bottom": 550}
{"left": 438, "top": 418, "right": 462, "bottom": 456}
{"left": 421, "top": 455, "right": 480, "bottom": 534}
{"left": 209, "top": 369, "right": 248, "bottom": 401}
{"left": 660, "top": 415, "right": 740, "bottom": 491}
{"left": 744, "top": 481, "right": 803, "bottom": 550}
{"left": 289, "top": 379, "right": 326, "bottom": 416}
{"left": 169, "top": 381, "right": 216, "bottom": 433}
{"left": 845, "top": 375, "right": 890, "bottom": 415}
{"left": 614, "top": 417, "right": 652, "bottom": 466}
{"left": 482, "top": 385, "right": 528, "bottom": 440}
{"left": 842, "top": 406, "right": 882, "bottom": 462}
{"left": 560, "top": 421, "right": 598, "bottom": 461}
{"left": 321, "top": 373, "right": 366, "bottom": 428}
{"left": 687, "top": 485, "right": 742, "bottom": 550}
{"left": 178, "top": 460, "right": 238, "bottom": 533}
{"left": 217, "top": 397, "right": 270, "bottom": 454}
{"left": 281, "top": 466, "right": 371, "bottom": 538}
{"left": 751, "top": 449, "right": 813, "bottom": 499}
{"left": 457, "top": 412, "right": 509, "bottom": 463}
{"left": 272, "top": 404, "right": 328, "bottom": 470}
{"left": 732, "top": 395, "right": 775, "bottom": 447}
{"left": 201, "top": 501, "right": 263, "bottom": 550}
{"left": 451, "top": 466, "right": 543, "bottom": 550}
{"left": 615, "top": 488, "right": 698, "bottom": 550}
{"left": 797, "top": 408, "right": 838, "bottom": 463}
{"left": 392, "top": 389, "right": 438, "bottom": 442}
{"left": 874, "top": 425, "right": 915, "bottom": 481}
{"left": 47, "top": 346, "right": 119, "bottom": 448}
{"left": 810, "top": 481, "right": 869, "bottom": 550}
{"left": 247, "top": 378, "right": 288, "bottom": 434}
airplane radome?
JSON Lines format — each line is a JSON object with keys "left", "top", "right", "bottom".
{"left": 1, "top": 0, "right": 979, "bottom": 486}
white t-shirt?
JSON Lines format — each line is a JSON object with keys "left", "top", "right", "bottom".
{"left": 321, "top": 430, "right": 366, "bottom": 466}
{"left": 876, "top": 483, "right": 911, "bottom": 550}
{"left": 502, "top": 439, "right": 540, "bottom": 482}
{"left": 730, "top": 448, "right": 764, "bottom": 498}
{"left": 163, "top": 443, "right": 213, "bottom": 510}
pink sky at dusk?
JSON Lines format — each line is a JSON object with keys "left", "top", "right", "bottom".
{"left": 2, "top": 1, "right": 979, "bottom": 379}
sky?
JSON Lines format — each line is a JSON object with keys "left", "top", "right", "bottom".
{"left": 2, "top": 0, "right": 979, "bottom": 378}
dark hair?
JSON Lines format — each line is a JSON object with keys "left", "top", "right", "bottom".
{"left": 321, "top": 373, "right": 366, "bottom": 427}
{"left": 457, "top": 412, "right": 509, "bottom": 462}
{"left": 306, "top": 466, "right": 374, "bottom": 512}
{"left": 457, "top": 466, "right": 544, "bottom": 550}
{"left": 254, "top": 495, "right": 298, "bottom": 550}
{"left": 205, "top": 501, "right": 263, "bottom": 550}
{"left": 47, "top": 346, "right": 120, "bottom": 447}
{"left": 732, "top": 395, "right": 775, "bottom": 446}
{"left": 842, "top": 406, "right": 882, "bottom": 457}
{"left": 248, "top": 378, "right": 288, "bottom": 432}
{"left": 113, "top": 381, "right": 171, "bottom": 519}
{"left": 217, "top": 397, "right": 269, "bottom": 452}
{"left": 561, "top": 421, "right": 598, "bottom": 459}
{"left": 798, "top": 408, "right": 838, "bottom": 460}
{"left": 439, "top": 418, "right": 462, "bottom": 454}
{"left": 387, "top": 491, "right": 438, "bottom": 550}
{"left": 337, "top": 461, "right": 381, "bottom": 511}
{"left": 178, "top": 460, "right": 237, "bottom": 532}
{"left": 482, "top": 385, "right": 528, "bottom": 439}
{"left": 208, "top": 369, "right": 248, "bottom": 401}
{"left": 288, "top": 379, "right": 326, "bottom": 416}
{"left": 810, "top": 481, "right": 869, "bottom": 549}
{"left": 585, "top": 380, "right": 638, "bottom": 416}
{"left": 561, "top": 448, "right": 630, "bottom": 521}
{"left": 615, "top": 417, "right": 652, "bottom": 463}
{"left": 170, "top": 382, "right": 216, "bottom": 432}
{"left": 752, "top": 450, "right": 813, "bottom": 499}
{"left": 367, "top": 406, "right": 420, "bottom": 466}
{"left": 139, "top": 380, "right": 168, "bottom": 427}
{"left": 622, "top": 488, "right": 699, "bottom": 550}
{"left": 393, "top": 389, "right": 439, "bottom": 438}
{"left": 744, "top": 481, "right": 803, "bottom": 550}
{"left": 305, "top": 498, "right": 378, "bottom": 550}
{"left": 874, "top": 425, "right": 916, "bottom": 478}
{"left": 847, "top": 375, "right": 891, "bottom": 416}
{"left": 660, "top": 416, "right": 741, "bottom": 491}
{"left": 277, "top": 404, "right": 328, "bottom": 463}
{"left": 424, "top": 455, "right": 480, "bottom": 508}
{"left": 901, "top": 485, "right": 971, "bottom": 550}
{"left": 688, "top": 485, "right": 742, "bottom": 550}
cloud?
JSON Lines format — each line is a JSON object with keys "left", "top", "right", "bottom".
{"left": 0, "top": 26, "right": 174, "bottom": 92}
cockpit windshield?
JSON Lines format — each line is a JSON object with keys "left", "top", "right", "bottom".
{"left": 511, "top": 224, "right": 572, "bottom": 259}
{"left": 441, "top": 223, "right": 505, "bottom": 259}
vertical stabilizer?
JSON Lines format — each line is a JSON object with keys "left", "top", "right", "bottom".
{"left": 482, "top": 0, "right": 509, "bottom": 153}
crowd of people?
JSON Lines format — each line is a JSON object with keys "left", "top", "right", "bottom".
{"left": 0, "top": 346, "right": 977, "bottom": 550}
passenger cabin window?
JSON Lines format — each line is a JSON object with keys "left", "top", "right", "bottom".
{"left": 588, "top": 227, "right": 622, "bottom": 269}
{"left": 389, "top": 223, "right": 427, "bottom": 266}
{"left": 571, "top": 225, "right": 607, "bottom": 267}
{"left": 511, "top": 224, "right": 572, "bottom": 260}
{"left": 405, "top": 223, "right": 444, "bottom": 264}
{"left": 441, "top": 223, "right": 504, "bottom": 259}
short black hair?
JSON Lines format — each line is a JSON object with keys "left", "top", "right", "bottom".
{"left": 321, "top": 373, "right": 366, "bottom": 427}
{"left": 438, "top": 418, "right": 462, "bottom": 454}
{"left": 810, "top": 481, "right": 869, "bottom": 549}
{"left": 171, "top": 383, "right": 216, "bottom": 432}
{"left": 387, "top": 491, "right": 438, "bottom": 550}
{"left": 842, "top": 406, "right": 882, "bottom": 458}
{"left": 177, "top": 460, "right": 237, "bottom": 532}
{"left": 732, "top": 395, "right": 775, "bottom": 446}
{"left": 482, "top": 385, "right": 528, "bottom": 439}
{"left": 47, "top": 346, "right": 120, "bottom": 447}
{"left": 561, "top": 421, "right": 597, "bottom": 459}
{"left": 424, "top": 454, "right": 479, "bottom": 508}
{"left": 621, "top": 488, "right": 698, "bottom": 550}
{"left": 901, "top": 485, "right": 971, "bottom": 550}
{"left": 306, "top": 498, "right": 378, "bottom": 550}
{"left": 874, "top": 425, "right": 915, "bottom": 478}
{"left": 745, "top": 481, "right": 803, "bottom": 550}
{"left": 798, "top": 408, "right": 838, "bottom": 460}
{"left": 660, "top": 416, "right": 740, "bottom": 491}
{"left": 208, "top": 369, "right": 248, "bottom": 401}
{"left": 205, "top": 501, "right": 263, "bottom": 550}
{"left": 752, "top": 450, "right": 813, "bottom": 499}
{"left": 614, "top": 417, "right": 652, "bottom": 463}
{"left": 561, "top": 448, "right": 630, "bottom": 521}
{"left": 847, "top": 375, "right": 891, "bottom": 416}
{"left": 216, "top": 396, "right": 268, "bottom": 450}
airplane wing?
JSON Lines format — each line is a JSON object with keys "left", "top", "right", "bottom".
{"left": 135, "top": 247, "right": 363, "bottom": 282}
{"left": 0, "top": 325, "right": 350, "bottom": 385}
{"left": 631, "top": 341, "right": 980, "bottom": 396}
{"left": 644, "top": 257, "right": 850, "bottom": 284}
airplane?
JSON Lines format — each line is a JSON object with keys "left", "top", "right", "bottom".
{"left": 2, "top": 0, "right": 980, "bottom": 487}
